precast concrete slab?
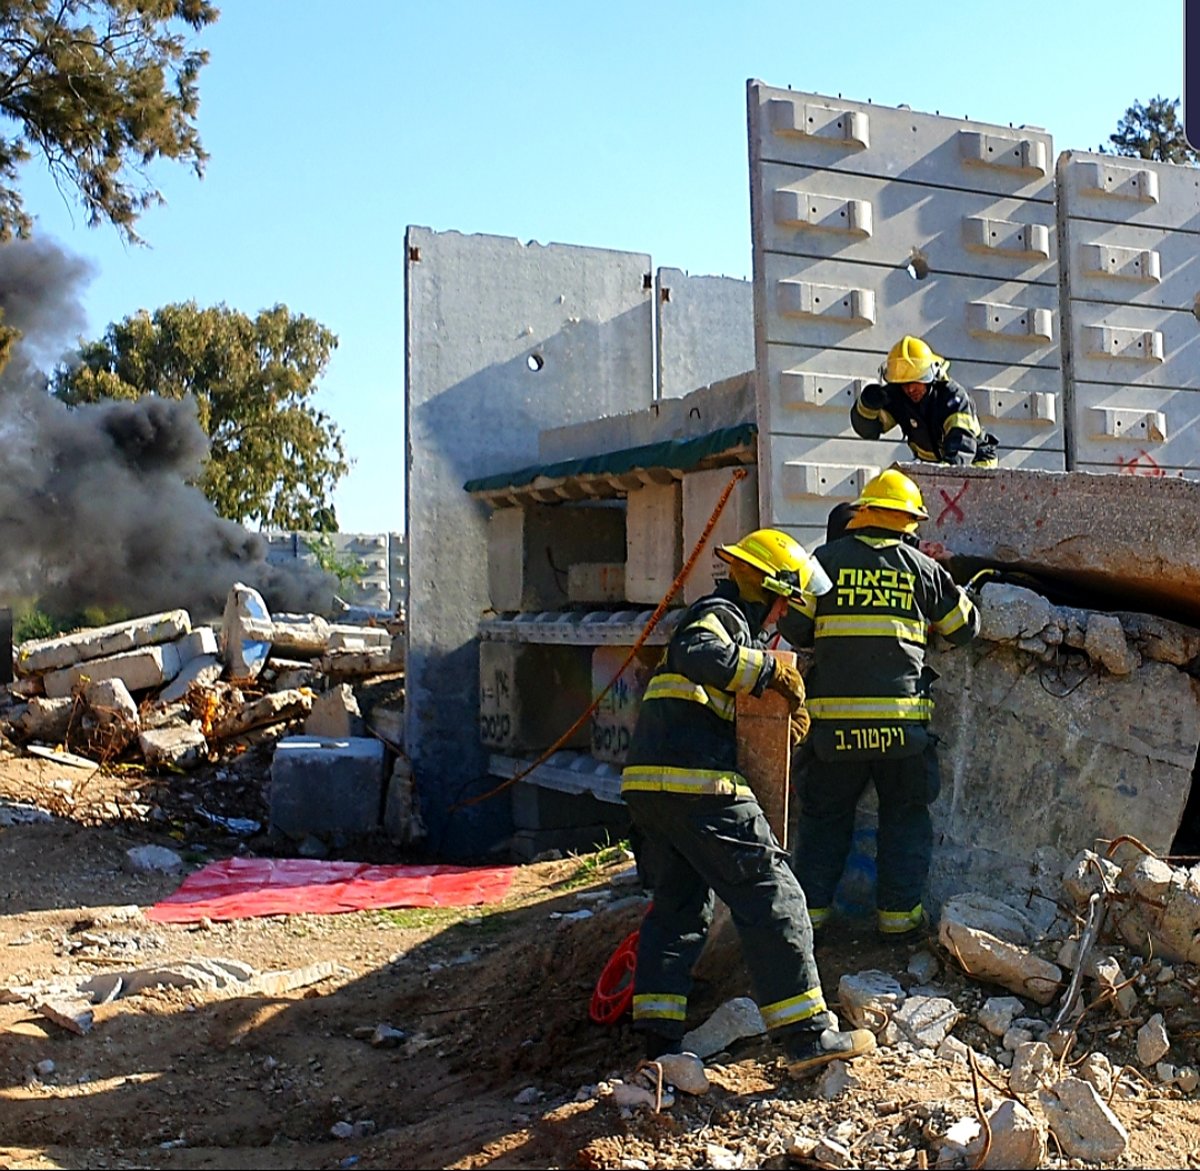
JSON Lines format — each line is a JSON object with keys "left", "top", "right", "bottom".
{"left": 681, "top": 466, "right": 759, "bottom": 603}
{"left": 907, "top": 463, "right": 1200, "bottom": 624}
{"left": 44, "top": 641, "right": 184, "bottom": 700}
{"left": 767, "top": 436, "right": 1064, "bottom": 536}
{"left": 405, "top": 226, "right": 655, "bottom": 854}
{"left": 1058, "top": 150, "right": 1200, "bottom": 234}
{"left": 655, "top": 269, "right": 754, "bottom": 401}
{"left": 17, "top": 610, "right": 191, "bottom": 676}
{"left": 1071, "top": 383, "right": 1200, "bottom": 476}
{"left": 269, "top": 736, "right": 387, "bottom": 841}
{"left": 758, "top": 162, "right": 1058, "bottom": 285}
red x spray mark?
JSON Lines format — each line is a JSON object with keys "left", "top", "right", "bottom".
{"left": 1116, "top": 450, "right": 1164, "bottom": 478}
{"left": 936, "top": 481, "right": 969, "bottom": 525}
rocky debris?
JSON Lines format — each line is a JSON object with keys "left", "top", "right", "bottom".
{"left": 0, "top": 584, "right": 406, "bottom": 843}
{"left": 681, "top": 997, "right": 766, "bottom": 1059}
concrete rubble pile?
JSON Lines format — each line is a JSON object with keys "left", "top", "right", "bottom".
{"left": 589, "top": 849, "right": 1200, "bottom": 1169}
{"left": 0, "top": 582, "right": 421, "bottom": 848}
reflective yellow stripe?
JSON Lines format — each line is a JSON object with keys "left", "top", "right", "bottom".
{"left": 621, "top": 765, "right": 754, "bottom": 798}
{"left": 760, "top": 986, "right": 828, "bottom": 1030}
{"left": 633, "top": 993, "right": 687, "bottom": 1022}
{"left": 910, "top": 442, "right": 939, "bottom": 460}
{"left": 815, "top": 614, "right": 928, "bottom": 644}
{"left": 932, "top": 592, "right": 975, "bottom": 636}
{"left": 642, "top": 674, "right": 735, "bottom": 720}
{"left": 879, "top": 904, "right": 924, "bottom": 934}
{"left": 943, "top": 411, "right": 981, "bottom": 438}
{"left": 808, "top": 907, "right": 832, "bottom": 928}
{"left": 732, "top": 645, "right": 768, "bottom": 691}
{"left": 690, "top": 613, "right": 733, "bottom": 644}
{"left": 808, "top": 695, "right": 933, "bottom": 721}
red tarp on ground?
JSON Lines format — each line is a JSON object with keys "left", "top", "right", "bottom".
{"left": 145, "top": 857, "right": 517, "bottom": 923}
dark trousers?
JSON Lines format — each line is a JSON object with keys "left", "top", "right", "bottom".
{"left": 795, "top": 741, "right": 940, "bottom": 914}
{"left": 624, "top": 790, "right": 832, "bottom": 1042}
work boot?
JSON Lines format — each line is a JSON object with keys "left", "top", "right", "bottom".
{"left": 785, "top": 1027, "right": 876, "bottom": 1079}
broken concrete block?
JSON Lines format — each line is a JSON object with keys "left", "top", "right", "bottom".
{"left": 963, "top": 1100, "right": 1047, "bottom": 1170}
{"left": 1009, "top": 1040, "right": 1056, "bottom": 1093}
{"left": 83, "top": 678, "right": 138, "bottom": 728}
{"left": 891, "top": 995, "right": 960, "bottom": 1049}
{"left": 305, "top": 683, "right": 365, "bottom": 738}
{"left": 655, "top": 1052, "right": 709, "bottom": 1096}
{"left": 328, "top": 625, "right": 390, "bottom": 651}
{"left": 138, "top": 725, "right": 207, "bottom": 770}
{"left": 246, "top": 961, "right": 337, "bottom": 996}
{"left": 15, "top": 696, "right": 75, "bottom": 742}
{"left": 269, "top": 736, "right": 387, "bottom": 840}
{"left": 221, "top": 583, "right": 272, "bottom": 681}
{"left": 1112, "top": 855, "right": 1200, "bottom": 964}
{"left": 1137, "top": 1013, "right": 1171, "bottom": 1066}
{"left": 157, "top": 654, "right": 222, "bottom": 705}
{"left": 212, "top": 688, "right": 313, "bottom": 739}
{"left": 44, "top": 642, "right": 184, "bottom": 700}
{"left": 124, "top": 844, "right": 184, "bottom": 873}
{"left": 837, "top": 970, "right": 905, "bottom": 1032}
{"left": 316, "top": 648, "right": 395, "bottom": 678}
{"left": 1084, "top": 613, "right": 1139, "bottom": 676}
{"left": 173, "top": 626, "right": 219, "bottom": 663}
{"left": 36, "top": 998, "right": 94, "bottom": 1035}
{"left": 939, "top": 917, "right": 1063, "bottom": 1005}
{"left": 978, "top": 996, "right": 1026, "bottom": 1037}
{"left": 268, "top": 614, "right": 332, "bottom": 658}
{"left": 680, "top": 997, "right": 765, "bottom": 1059}
{"left": 1062, "top": 849, "right": 1121, "bottom": 905}
{"left": 16, "top": 609, "right": 191, "bottom": 676}
{"left": 383, "top": 756, "right": 425, "bottom": 845}
{"left": 1038, "top": 1077, "right": 1128, "bottom": 1163}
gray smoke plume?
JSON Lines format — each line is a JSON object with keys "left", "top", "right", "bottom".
{"left": 0, "top": 238, "right": 337, "bottom": 622}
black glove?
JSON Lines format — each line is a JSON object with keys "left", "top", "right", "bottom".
{"left": 765, "top": 661, "right": 806, "bottom": 715}
{"left": 858, "top": 383, "right": 889, "bottom": 411}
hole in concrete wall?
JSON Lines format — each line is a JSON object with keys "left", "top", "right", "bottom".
{"left": 527, "top": 353, "right": 545, "bottom": 372}
{"left": 1169, "top": 740, "right": 1200, "bottom": 861}
{"left": 905, "top": 249, "right": 930, "bottom": 280}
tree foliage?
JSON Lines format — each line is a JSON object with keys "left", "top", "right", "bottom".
{"left": 1102, "top": 96, "right": 1199, "bottom": 164}
{"left": 0, "top": 0, "right": 216, "bottom": 243}
{"left": 52, "top": 302, "right": 350, "bottom": 530}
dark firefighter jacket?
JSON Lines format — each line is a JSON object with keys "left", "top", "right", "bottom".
{"left": 850, "top": 377, "right": 997, "bottom": 466}
{"left": 621, "top": 580, "right": 776, "bottom": 798}
{"left": 777, "top": 529, "right": 979, "bottom": 753}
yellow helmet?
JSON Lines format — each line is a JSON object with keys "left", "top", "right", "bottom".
{"left": 716, "top": 528, "right": 832, "bottom": 597}
{"left": 883, "top": 335, "right": 946, "bottom": 384}
{"left": 854, "top": 469, "right": 929, "bottom": 519}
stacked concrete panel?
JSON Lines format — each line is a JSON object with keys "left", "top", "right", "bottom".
{"left": 262, "top": 530, "right": 406, "bottom": 611}
{"left": 747, "top": 82, "right": 1065, "bottom": 549}
{"left": 1057, "top": 152, "right": 1200, "bottom": 480}
{"left": 405, "top": 227, "right": 655, "bottom": 855}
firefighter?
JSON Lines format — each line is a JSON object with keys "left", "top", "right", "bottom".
{"left": 850, "top": 335, "right": 999, "bottom": 467}
{"left": 621, "top": 528, "right": 876, "bottom": 1077}
{"left": 778, "top": 471, "right": 980, "bottom": 941}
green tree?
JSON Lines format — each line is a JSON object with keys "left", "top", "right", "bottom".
{"left": 0, "top": 1, "right": 216, "bottom": 243}
{"left": 1102, "top": 96, "right": 1199, "bottom": 164}
{"left": 52, "top": 301, "right": 350, "bottom": 530}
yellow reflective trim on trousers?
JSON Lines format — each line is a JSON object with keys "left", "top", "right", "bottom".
{"left": 621, "top": 765, "right": 754, "bottom": 798}
{"left": 879, "top": 904, "right": 924, "bottom": 934}
{"left": 808, "top": 907, "right": 832, "bottom": 928}
{"left": 632, "top": 993, "right": 687, "bottom": 1022}
{"left": 815, "top": 614, "right": 927, "bottom": 644}
{"left": 808, "top": 695, "right": 933, "bottom": 720}
{"left": 932, "top": 593, "right": 974, "bottom": 636}
{"left": 943, "top": 412, "right": 981, "bottom": 438}
{"left": 642, "top": 674, "right": 735, "bottom": 720}
{"left": 760, "top": 986, "right": 828, "bottom": 1030}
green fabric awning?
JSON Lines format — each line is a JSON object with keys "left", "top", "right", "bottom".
{"left": 464, "top": 422, "right": 757, "bottom": 505}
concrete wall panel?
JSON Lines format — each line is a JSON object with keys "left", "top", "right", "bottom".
{"left": 655, "top": 268, "right": 754, "bottom": 400}
{"left": 760, "top": 163, "right": 1057, "bottom": 283}
{"left": 1059, "top": 150, "right": 1200, "bottom": 233}
{"left": 1063, "top": 221, "right": 1200, "bottom": 310}
{"left": 760, "top": 253, "right": 1061, "bottom": 363}
{"left": 749, "top": 84, "right": 1055, "bottom": 203}
{"left": 405, "top": 226, "right": 653, "bottom": 855}
{"left": 1069, "top": 383, "right": 1200, "bottom": 474}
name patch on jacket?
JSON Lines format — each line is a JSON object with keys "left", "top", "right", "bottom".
{"left": 810, "top": 722, "right": 930, "bottom": 762}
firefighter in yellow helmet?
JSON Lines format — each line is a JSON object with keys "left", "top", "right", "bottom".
{"left": 851, "top": 336, "right": 999, "bottom": 467}
{"left": 621, "top": 528, "right": 875, "bottom": 1078}
{"left": 778, "top": 471, "right": 981, "bottom": 942}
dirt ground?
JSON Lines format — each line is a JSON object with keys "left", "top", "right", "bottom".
{"left": 3, "top": 748, "right": 1200, "bottom": 1170}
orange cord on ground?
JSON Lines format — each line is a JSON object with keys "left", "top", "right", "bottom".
{"left": 451, "top": 466, "right": 749, "bottom": 812}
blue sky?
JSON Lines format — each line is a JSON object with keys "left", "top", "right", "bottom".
{"left": 19, "top": 1, "right": 1186, "bottom": 534}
